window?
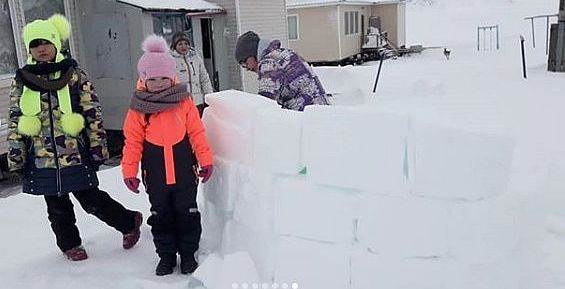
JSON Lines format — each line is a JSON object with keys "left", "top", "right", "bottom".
{"left": 345, "top": 11, "right": 360, "bottom": 36}
{"left": 344, "top": 12, "right": 349, "bottom": 35}
{"left": 152, "top": 13, "right": 193, "bottom": 44}
{"left": 354, "top": 12, "right": 359, "bottom": 34}
{"left": 288, "top": 15, "right": 298, "bottom": 40}
{"left": 23, "top": 0, "right": 64, "bottom": 22}
{"left": 349, "top": 12, "right": 355, "bottom": 34}
{"left": 0, "top": 0, "right": 17, "bottom": 75}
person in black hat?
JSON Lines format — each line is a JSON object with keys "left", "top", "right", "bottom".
{"left": 235, "top": 31, "right": 329, "bottom": 111}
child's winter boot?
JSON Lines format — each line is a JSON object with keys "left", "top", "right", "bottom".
{"left": 123, "top": 212, "right": 142, "bottom": 249}
{"left": 64, "top": 245, "right": 88, "bottom": 261}
{"left": 180, "top": 253, "right": 198, "bottom": 274}
{"left": 155, "top": 254, "right": 177, "bottom": 276}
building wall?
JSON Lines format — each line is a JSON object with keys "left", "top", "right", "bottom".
{"left": 371, "top": 3, "right": 405, "bottom": 48}
{"left": 397, "top": 1, "right": 406, "bottom": 47}
{"left": 207, "top": 0, "right": 243, "bottom": 91}
{"left": 75, "top": 0, "right": 149, "bottom": 130}
{"left": 339, "top": 4, "right": 370, "bottom": 61}
{"left": 236, "top": 0, "right": 289, "bottom": 93}
{"left": 210, "top": 15, "right": 232, "bottom": 91}
{"left": 0, "top": 78, "right": 11, "bottom": 156}
{"left": 287, "top": 6, "right": 339, "bottom": 62}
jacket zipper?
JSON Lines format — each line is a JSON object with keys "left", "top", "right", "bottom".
{"left": 46, "top": 91, "right": 63, "bottom": 195}
{"left": 189, "top": 62, "right": 196, "bottom": 76}
{"left": 182, "top": 55, "right": 193, "bottom": 94}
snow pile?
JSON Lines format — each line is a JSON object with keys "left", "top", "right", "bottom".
{"left": 200, "top": 89, "right": 517, "bottom": 288}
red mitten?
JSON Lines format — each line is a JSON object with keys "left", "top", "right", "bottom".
{"left": 124, "top": 177, "right": 140, "bottom": 193}
{"left": 198, "top": 165, "right": 213, "bottom": 183}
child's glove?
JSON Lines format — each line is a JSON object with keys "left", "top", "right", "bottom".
{"left": 198, "top": 165, "right": 213, "bottom": 183}
{"left": 124, "top": 177, "right": 140, "bottom": 193}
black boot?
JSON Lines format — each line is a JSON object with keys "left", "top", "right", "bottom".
{"left": 180, "top": 253, "right": 198, "bottom": 274}
{"left": 155, "top": 254, "right": 177, "bottom": 276}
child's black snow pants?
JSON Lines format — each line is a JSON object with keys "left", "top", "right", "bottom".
{"left": 44, "top": 188, "right": 138, "bottom": 252}
{"left": 142, "top": 135, "right": 202, "bottom": 258}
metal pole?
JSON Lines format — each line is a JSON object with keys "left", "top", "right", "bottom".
{"left": 477, "top": 26, "right": 480, "bottom": 51}
{"left": 490, "top": 27, "right": 493, "bottom": 50}
{"left": 545, "top": 16, "right": 549, "bottom": 54}
{"left": 372, "top": 52, "right": 385, "bottom": 93}
{"left": 483, "top": 28, "right": 486, "bottom": 50}
{"left": 520, "top": 35, "right": 527, "bottom": 78}
{"left": 531, "top": 18, "right": 536, "bottom": 48}
{"left": 496, "top": 25, "right": 500, "bottom": 49}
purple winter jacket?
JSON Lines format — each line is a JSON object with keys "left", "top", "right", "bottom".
{"left": 257, "top": 40, "right": 329, "bottom": 111}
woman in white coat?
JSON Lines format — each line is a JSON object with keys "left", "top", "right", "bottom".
{"left": 170, "top": 32, "right": 214, "bottom": 117}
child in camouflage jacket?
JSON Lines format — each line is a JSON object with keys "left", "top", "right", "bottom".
{"left": 7, "top": 14, "right": 142, "bottom": 261}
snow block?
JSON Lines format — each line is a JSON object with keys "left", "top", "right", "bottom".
{"left": 193, "top": 253, "right": 224, "bottom": 289}
{"left": 411, "top": 123, "right": 515, "bottom": 200}
{"left": 351, "top": 246, "right": 446, "bottom": 289}
{"left": 194, "top": 252, "right": 260, "bottom": 289}
{"left": 232, "top": 168, "right": 277, "bottom": 232}
{"left": 253, "top": 108, "right": 304, "bottom": 174}
{"left": 216, "top": 252, "right": 261, "bottom": 289}
{"left": 446, "top": 195, "right": 520, "bottom": 263}
{"left": 199, "top": 200, "right": 233, "bottom": 253}
{"left": 302, "top": 105, "right": 409, "bottom": 194}
{"left": 221, "top": 221, "right": 278, "bottom": 281}
{"left": 202, "top": 156, "right": 240, "bottom": 212}
{"left": 202, "top": 111, "right": 254, "bottom": 165}
{"left": 206, "top": 90, "right": 279, "bottom": 132}
{"left": 274, "top": 176, "right": 359, "bottom": 243}
{"left": 356, "top": 195, "right": 449, "bottom": 257}
{"left": 275, "top": 236, "right": 351, "bottom": 289}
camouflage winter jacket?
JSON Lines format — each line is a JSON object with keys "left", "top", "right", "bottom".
{"left": 257, "top": 40, "right": 329, "bottom": 111}
{"left": 7, "top": 59, "right": 108, "bottom": 195}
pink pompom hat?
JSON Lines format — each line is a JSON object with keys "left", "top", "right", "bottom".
{"left": 137, "top": 34, "right": 177, "bottom": 82}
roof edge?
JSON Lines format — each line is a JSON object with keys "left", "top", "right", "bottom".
{"left": 287, "top": 0, "right": 404, "bottom": 9}
{"left": 116, "top": 0, "right": 224, "bottom": 12}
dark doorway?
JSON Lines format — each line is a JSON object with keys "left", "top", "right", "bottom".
{"left": 200, "top": 18, "right": 219, "bottom": 91}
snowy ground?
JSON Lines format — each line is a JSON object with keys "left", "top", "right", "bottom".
{"left": 1, "top": 0, "right": 565, "bottom": 288}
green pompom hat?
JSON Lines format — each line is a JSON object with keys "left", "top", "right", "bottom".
{"left": 19, "top": 14, "right": 84, "bottom": 137}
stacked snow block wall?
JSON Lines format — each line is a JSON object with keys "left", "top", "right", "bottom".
{"left": 200, "top": 90, "right": 517, "bottom": 289}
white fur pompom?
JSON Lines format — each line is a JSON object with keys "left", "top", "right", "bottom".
{"left": 141, "top": 34, "right": 169, "bottom": 53}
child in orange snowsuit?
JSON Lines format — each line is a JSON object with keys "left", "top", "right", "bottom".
{"left": 121, "top": 35, "right": 213, "bottom": 276}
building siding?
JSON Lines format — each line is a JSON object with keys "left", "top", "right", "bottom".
{"left": 236, "top": 0, "right": 289, "bottom": 93}
{"left": 288, "top": 6, "right": 340, "bottom": 62}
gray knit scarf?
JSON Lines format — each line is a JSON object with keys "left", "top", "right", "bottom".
{"left": 130, "top": 84, "right": 189, "bottom": 113}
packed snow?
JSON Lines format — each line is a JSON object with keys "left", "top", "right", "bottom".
{"left": 1, "top": 0, "right": 565, "bottom": 288}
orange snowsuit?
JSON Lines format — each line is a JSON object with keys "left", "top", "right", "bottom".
{"left": 121, "top": 97, "right": 213, "bottom": 185}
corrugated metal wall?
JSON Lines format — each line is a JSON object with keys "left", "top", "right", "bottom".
{"left": 0, "top": 78, "right": 12, "bottom": 155}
